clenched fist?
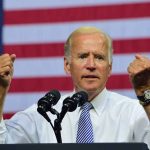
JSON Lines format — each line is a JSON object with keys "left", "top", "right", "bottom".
{"left": 128, "top": 54, "right": 150, "bottom": 119}
{"left": 0, "top": 53, "right": 16, "bottom": 88}
{"left": 128, "top": 54, "right": 150, "bottom": 92}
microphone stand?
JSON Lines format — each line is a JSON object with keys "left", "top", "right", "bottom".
{"left": 53, "top": 103, "right": 69, "bottom": 143}
{"left": 53, "top": 97, "right": 78, "bottom": 143}
{"left": 54, "top": 119, "right": 62, "bottom": 143}
{"left": 37, "top": 107, "right": 62, "bottom": 143}
{"left": 50, "top": 108, "right": 62, "bottom": 143}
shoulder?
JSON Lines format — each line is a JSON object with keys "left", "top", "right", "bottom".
{"left": 107, "top": 90, "right": 138, "bottom": 104}
{"left": 8, "top": 104, "right": 40, "bottom": 123}
{"left": 106, "top": 90, "right": 145, "bottom": 115}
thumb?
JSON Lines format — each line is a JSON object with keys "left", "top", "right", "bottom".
{"left": 10, "top": 54, "right": 16, "bottom": 62}
{"left": 135, "top": 54, "right": 143, "bottom": 59}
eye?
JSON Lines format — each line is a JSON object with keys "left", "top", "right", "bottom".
{"left": 79, "top": 53, "right": 88, "bottom": 59}
{"left": 95, "top": 54, "right": 104, "bottom": 60}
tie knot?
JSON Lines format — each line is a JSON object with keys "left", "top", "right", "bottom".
{"left": 82, "top": 102, "right": 93, "bottom": 111}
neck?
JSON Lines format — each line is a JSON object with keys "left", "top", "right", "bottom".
{"left": 75, "top": 87, "right": 105, "bottom": 102}
{"left": 87, "top": 90, "right": 101, "bottom": 101}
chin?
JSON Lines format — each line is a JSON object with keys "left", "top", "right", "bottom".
{"left": 81, "top": 86, "right": 100, "bottom": 93}
{"left": 75, "top": 82, "right": 103, "bottom": 92}
{"left": 86, "top": 89, "right": 100, "bottom": 93}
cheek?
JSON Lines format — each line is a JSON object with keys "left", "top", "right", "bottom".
{"left": 70, "top": 63, "right": 84, "bottom": 80}
{"left": 71, "top": 66, "right": 82, "bottom": 76}
{"left": 71, "top": 62, "right": 84, "bottom": 71}
{"left": 99, "top": 65, "right": 111, "bottom": 76}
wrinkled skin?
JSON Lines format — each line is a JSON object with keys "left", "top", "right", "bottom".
{"left": 64, "top": 32, "right": 112, "bottom": 101}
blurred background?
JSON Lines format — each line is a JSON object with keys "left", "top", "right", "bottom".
{"left": 0, "top": 0, "right": 150, "bottom": 119}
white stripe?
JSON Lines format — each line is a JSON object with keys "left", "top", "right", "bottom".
{"left": 112, "top": 53, "right": 150, "bottom": 74}
{"left": 13, "top": 57, "right": 66, "bottom": 77}
{"left": 4, "top": 92, "right": 43, "bottom": 112}
{"left": 4, "top": 91, "right": 71, "bottom": 112}
{"left": 112, "top": 89, "right": 137, "bottom": 99}
{"left": 3, "top": 18, "right": 150, "bottom": 44}
{"left": 4, "top": 0, "right": 149, "bottom": 10}
{"left": 4, "top": 89, "right": 137, "bottom": 113}
{"left": 13, "top": 53, "right": 150, "bottom": 78}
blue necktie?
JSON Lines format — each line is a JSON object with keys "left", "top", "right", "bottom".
{"left": 76, "top": 102, "right": 94, "bottom": 143}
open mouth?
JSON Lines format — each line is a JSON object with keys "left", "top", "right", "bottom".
{"left": 82, "top": 75, "right": 99, "bottom": 79}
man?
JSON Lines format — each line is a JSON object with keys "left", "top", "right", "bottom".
{"left": 0, "top": 26, "right": 149, "bottom": 146}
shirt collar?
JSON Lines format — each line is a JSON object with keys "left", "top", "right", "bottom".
{"left": 71, "top": 88, "right": 109, "bottom": 116}
{"left": 90, "top": 88, "right": 109, "bottom": 116}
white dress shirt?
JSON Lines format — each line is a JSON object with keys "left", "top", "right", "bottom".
{"left": 0, "top": 88, "right": 150, "bottom": 148}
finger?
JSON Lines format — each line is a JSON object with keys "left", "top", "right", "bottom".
{"left": 0, "top": 53, "right": 10, "bottom": 60}
{"left": 0, "top": 73, "right": 5, "bottom": 77}
{"left": 0, "top": 61, "right": 13, "bottom": 70}
{"left": 0, "top": 53, "right": 16, "bottom": 63}
{"left": 127, "top": 64, "right": 135, "bottom": 75}
{"left": 0, "top": 65, "right": 11, "bottom": 73}
{"left": 0, "top": 55, "right": 14, "bottom": 68}
{"left": 10, "top": 54, "right": 16, "bottom": 62}
{"left": 135, "top": 53, "right": 149, "bottom": 61}
{"left": 135, "top": 54, "right": 142, "bottom": 59}
{"left": 0, "top": 55, "right": 11, "bottom": 66}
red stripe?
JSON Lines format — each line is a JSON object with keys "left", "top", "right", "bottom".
{"left": 3, "top": 112, "right": 15, "bottom": 119}
{"left": 113, "top": 38, "right": 150, "bottom": 54}
{"left": 4, "top": 43, "right": 64, "bottom": 58}
{"left": 107, "top": 74, "right": 132, "bottom": 89}
{"left": 10, "top": 76, "right": 74, "bottom": 92}
{"left": 4, "top": 38, "right": 150, "bottom": 58}
{"left": 4, "top": 2, "right": 150, "bottom": 25}
{"left": 9, "top": 74, "right": 132, "bottom": 93}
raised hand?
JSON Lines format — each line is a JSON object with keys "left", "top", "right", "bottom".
{"left": 0, "top": 53, "right": 16, "bottom": 88}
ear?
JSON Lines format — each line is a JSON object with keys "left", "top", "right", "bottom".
{"left": 108, "top": 63, "right": 112, "bottom": 77}
{"left": 64, "top": 57, "right": 71, "bottom": 75}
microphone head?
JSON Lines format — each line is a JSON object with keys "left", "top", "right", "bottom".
{"left": 45, "top": 89, "right": 61, "bottom": 105}
{"left": 37, "top": 89, "right": 61, "bottom": 113}
{"left": 72, "top": 91, "right": 88, "bottom": 106}
{"left": 63, "top": 97, "right": 78, "bottom": 112}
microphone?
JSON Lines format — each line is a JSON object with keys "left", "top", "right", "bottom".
{"left": 71, "top": 91, "right": 88, "bottom": 108}
{"left": 56, "top": 91, "right": 88, "bottom": 124}
{"left": 63, "top": 91, "right": 88, "bottom": 112}
{"left": 37, "top": 89, "right": 61, "bottom": 121}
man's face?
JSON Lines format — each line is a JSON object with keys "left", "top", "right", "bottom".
{"left": 64, "top": 32, "right": 112, "bottom": 93}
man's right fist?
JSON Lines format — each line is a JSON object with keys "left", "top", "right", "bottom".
{"left": 0, "top": 53, "right": 16, "bottom": 87}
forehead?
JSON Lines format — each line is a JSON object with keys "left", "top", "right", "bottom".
{"left": 70, "top": 32, "right": 108, "bottom": 52}
{"left": 71, "top": 32, "right": 107, "bottom": 45}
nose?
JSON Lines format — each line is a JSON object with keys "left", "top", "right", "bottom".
{"left": 86, "top": 55, "right": 96, "bottom": 71}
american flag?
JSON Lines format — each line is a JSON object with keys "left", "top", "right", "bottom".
{"left": 1, "top": 0, "right": 150, "bottom": 119}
